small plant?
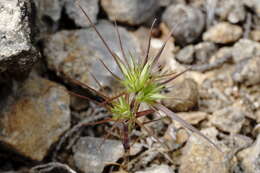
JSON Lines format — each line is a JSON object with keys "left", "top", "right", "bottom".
{"left": 65, "top": 0, "right": 221, "bottom": 167}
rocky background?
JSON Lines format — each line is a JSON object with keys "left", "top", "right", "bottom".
{"left": 0, "top": 0, "right": 259, "bottom": 173}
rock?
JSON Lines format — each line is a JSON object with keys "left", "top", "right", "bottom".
{"left": 232, "top": 56, "right": 260, "bottom": 86}
{"left": 73, "top": 137, "right": 124, "bottom": 173}
{"left": 250, "top": 30, "right": 260, "bottom": 42}
{"left": 163, "top": 78, "right": 199, "bottom": 112}
{"left": 44, "top": 20, "right": 141, "bottom": 92}
{"left": 179, "top": 128, "right": 229, "bottom": 173}
{"left": 162, "top": 4, "right": 205, "bottom": 46}
{"left": 33, "top": 0, "right": 64, "bottom": 22}
{"left": 136, "top": 164, "right": 174, "bottom": 173}
{"left": 232, "top": 39, "right": 260, "bottom": 63}
{"left": 210, "top": 106, "right": 245, "bottom": 134}
{"left": 203, "top": 22, "right": 242, "bottom": 44}
{"left": 64, "top": 0, "right": 99, "bottom": 27}
{"left": 215, "top": 0, "right": 246, "bottom": 24}
{"left": 175, "top": 112, "right": 208, "bottom": 128}
{"left": 33, "top": 0, "right": 65, "bottom": 35}
{"left": 0, "top": 75, "right": 71, "bottom": 161}
{"left": 101, "top": 0, "right": 159, "bottom": 25}
{"left": 158, "top": 0, "right": 174, "bottom": 7}
{"left": 237, "top": 134, "right": 260, "bottom": 173}
{"left": 243, "top": 0, "right": 260, "bottom": 16}
{"left": 194, "top": 42, "right": 217, "bottom": 64}
{"left": 0, "top": 0, "right": 39, "bottom": 81}
{"left": 176, "top": 45, "right": 194, "bottom": 64}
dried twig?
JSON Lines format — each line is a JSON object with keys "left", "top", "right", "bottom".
{"left": 30, "top": 162, "right": 77, "bottom": 173}
{"left": 52, "top": 105, "right": 110, "bottom": 161}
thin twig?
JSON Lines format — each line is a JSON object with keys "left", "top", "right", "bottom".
{"left": 30, "top": 162, "right": 77, "bottom": 173}
{"left": 52, "top": 107, "right": 110, "bottom": 161}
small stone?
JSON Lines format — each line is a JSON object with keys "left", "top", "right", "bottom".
{"left": 0, "top": 0, "right": 39, "bottom": 81}
{"left": 162, "top": 4, "right": 205, "bottom": 46}
{"left": 194, "top": 42, "right": 217, "bottom": 64}
{"left": 33, "top": 0, "right": 65, "bottom": 22}
{"left": 179, "top": 128, "right": 229, "bottom": 173}
{"left": 232, "top": 56, "right": 260, "bottom": 86}
{"left": 232, "top": 39, "right": 260, "bottom": 63}
{"left": 44, "top": 20, "right": 141, "bottom": 92}
{"left": 250, "top": 30, "right": 260, "bottom": 42}
{"left": 175, "top": 129, "right": 189, "bottom": 145}
{"left": 73, "top": 137, "right": 124, "bottom": 173}
{"left": 237, "top": 134, "right": 260, "bottom": 173}
{"left": 215, "top": 0, "right": 246, "bottom": 23}
{"left": 33, "top": 0, "right": 65, "bottom": 36}
{"left": 175, "top": 112, "right": 208, "bottom": 128}
{"left": 210, "top": 106, "right": 245, "bottom": 134}
{"left": 0, "top": 75, "right": 71, "bottom": 161}
{"left": 136, "top": 164, "right": 174, "bottom": 173}
{"left": 64, "top": 0, "right": 99, "bottom": 27}
{"left": 243, "top": 0, "right": 260, "bottom": 16}
{"left": 227, "top": 4, "right": 246, "bottom": 24}
{"left": 203, "top": 22, "right": 242, "bottom": 44}
{"left": 176, "top": 45, "right": 195, "bottom": 64}
{"left": 101, "top": 0, "right": 159, "bottom": 25}
{"left": 257, "top": 111, "right": 260, "bottom": 123}
{"left": 163, "top": 78, "right": 199, "bottom": 112}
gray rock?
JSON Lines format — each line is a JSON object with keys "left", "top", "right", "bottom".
{"left": 210, "top": 106, "right": 245, "bottom": 134}
{"left": 33, "top": 0, "right": 65, "bottom": 35}
{"left": 101, "top": 0, "right": 159, "bottom": 25}
{"left": 203, "top": 22, "right": 242, "bottom": 44}
{"left": 33, "top": 0, "right": 65, "bottom": 22}
{"left": 44, "top": 20, "right": 141, "bottom": 92}
{"left": 136, "top": 165, "right": 174, "bottom": 173}
{"left": 250, "top": 30, "right": 260, "bottom": 42}
{"left": 232, "top": 39, "right": 260, "bottom": 63}
{"left": 232, "top": 56, "right": 260, "bottom": 86}
{"left": 179, "top": 127, "right": 229, "bottom": 173}
{"left": 215, "top": 0, "right": 246, "bottom": 24}
{"left": 162, "top": 4, "right": 205, "bottom": 46}
{"left": 0, "top": 75, "right": 71, "bottom": 161}
{"left": 163, "top": 78, "right": 199, "bottom": 112}
{"left": 237, "top": 134, "right": 260, "bottom": 173}
{"left": 243, "top": 0, "right": 260, "bottom": 17}
{"left": 73, "top": 137, "right": 124, "bottom": 173}
{"left": 0, "top": 0, "right": 39, "bottom": 81}
{"left": 194, "top": 42, "right": 217, "bottom": 64}
{"left": 65, "top": 0, "right": 99, "bottom": 27}
{"left": 176, "top": 45, "right": 195, "bottom": 64}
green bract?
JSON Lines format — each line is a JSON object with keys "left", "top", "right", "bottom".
{"left": 111, "top": 96, "right": 132, "bottom": 120}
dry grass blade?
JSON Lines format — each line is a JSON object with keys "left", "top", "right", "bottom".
{"left": 153, "top": 104, "right": 222, "bottom": 152}
{"left": 143, "top": 18, "right": 157, "bottom": 67}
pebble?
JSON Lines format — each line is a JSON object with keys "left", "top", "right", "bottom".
{"left": 210, "top": 106, "right": 245, "bottom": 134}
{"left": 194, "top": 42, "right": 217, "bottom": 64}
{"left": 250, "top": 30, "right": 260, "bottom": 42}
{"left": 64, "top": 0, "right": 99, "bottom": 27}
{"left": 163, "top": 78, "right": 199, "bottom": 112}
{"left": 232, "top": 39, "right": 260, "bottom": 63}
{"left": 203, "top": 22, "right": 242, "bottom": 44}
{"left": 162, "top": 4, "right": 205, "bottom": 46}
{"left": 232, "top": 56, "right": 260, "bottom": 86}
{"left": 237, "top": 134, "right": 260, "bottom": 173}
{"left": 176, "top": 45, "right": 194, "bottom": 64}
{"left": 101, "top": 0, "right": 160, "bottom": 25}
{"left": 73, "top": 137, "right": 124, "bottom": 173}
{"left": 179, "top": 128, "right": 229, "bottom": 173}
